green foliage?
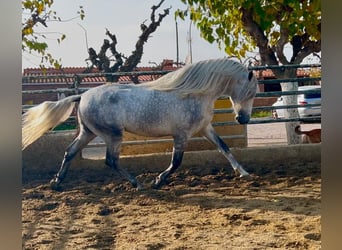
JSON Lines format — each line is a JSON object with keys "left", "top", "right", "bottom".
{"left": 177, "top": 0, "right": 321, "bottom": 65}
{"left": 251, "top": 110, "right": 272, "bottom": 118}
{"left": 53, "top": 123, "right": 77, "bottom": 131}
{"left": 22, "top": 0, "right": 85, "bottom": 68}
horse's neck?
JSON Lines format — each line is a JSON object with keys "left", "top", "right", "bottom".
{"left": 195, "top": 89, "right": 224, "bottom": 103}
{"left": 212, "top": 87, "right": 231, "bottom": 101}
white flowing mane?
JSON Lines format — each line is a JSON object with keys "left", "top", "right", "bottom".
{"left": 143, "top": 58, "right": 248, "bottom": 97}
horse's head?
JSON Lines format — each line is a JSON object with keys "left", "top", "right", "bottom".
{"left": 229, "top": 71, "right": 258, "bottom": 124}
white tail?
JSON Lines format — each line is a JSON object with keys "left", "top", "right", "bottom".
{"left": 22, "top": 95, "right": 81, "bottom": 150}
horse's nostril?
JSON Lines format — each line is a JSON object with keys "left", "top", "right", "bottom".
{"left": 236, "top": 113, "right": 250, "bottom": 124}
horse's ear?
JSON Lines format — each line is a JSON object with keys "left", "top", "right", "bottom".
{"left": 248, "top": 71, "right": 253, "bottom": 81}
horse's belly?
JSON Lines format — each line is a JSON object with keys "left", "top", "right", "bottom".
{"left": 122, "top": 108, "right": 210, "bottom": 138}
{"left": 123, "top": 118, "right": 174, "bottom": 137}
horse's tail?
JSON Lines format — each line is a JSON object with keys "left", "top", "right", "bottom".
{"left": 22, "top": 95, "right": 81, "bottom": 150}
{"left": 294, "top": 125, "right": 303, "bottom": 135}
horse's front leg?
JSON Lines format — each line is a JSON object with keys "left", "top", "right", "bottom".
{"left": 202, "top": 124, "right": 249, "bottom": 177}
{"left": 152, "top": 136, "right": 186, "bottom": 189}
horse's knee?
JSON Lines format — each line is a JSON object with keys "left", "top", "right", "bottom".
{"left": 63, "top": 148, "right": 79, "bottom": 162}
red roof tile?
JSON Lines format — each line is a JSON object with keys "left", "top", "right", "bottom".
{"left": 257, "top": 69, "right": 310, "bottom": 78}
{"left": 23, "top": 60, "right": 180, "bottom": 84}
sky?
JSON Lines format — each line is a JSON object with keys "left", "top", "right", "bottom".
{"left": 22, "top": 0, "right": 231, "bottom": 69}
{"left": 22, "top": 0, "right": 320, "bottom": 70}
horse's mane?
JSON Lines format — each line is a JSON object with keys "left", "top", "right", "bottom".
{"left": 142, "top": 58, "right": 248, "bottom": 97}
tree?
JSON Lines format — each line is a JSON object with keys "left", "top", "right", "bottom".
{"left": 177, "top": 0, "right": 321, "bottom": 144}
{"left": 22, "top": 0, "right": 85, "bottom": 68}
{"left": 85, "top": 0, "right": 171, "bottom": 83}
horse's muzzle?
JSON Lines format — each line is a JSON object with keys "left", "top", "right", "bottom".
{"left": 235, "top": 111, "right": 250, "bottom": 124}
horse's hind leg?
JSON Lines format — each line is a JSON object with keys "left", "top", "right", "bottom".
{"left": 50, "top": 128, "right": 96, "bottom": 190}
{"left": 104, "top": 136, "right": 142, "bottom": 190}
{"left": 152, "top": 135, "right": 186, "bottom": 189}
{"left": 202, "top": 124, "right": 249, "bottom": 177}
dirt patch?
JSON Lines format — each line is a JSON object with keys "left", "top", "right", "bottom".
{"left": 22, "top": 161, "right": 320, "bottom": 249}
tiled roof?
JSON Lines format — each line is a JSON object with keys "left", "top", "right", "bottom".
{"left": 23, "top": 60, "right": 180, "bottom": 84}
{"left": 22, "top": 59, "right": 312, "bottom": 84}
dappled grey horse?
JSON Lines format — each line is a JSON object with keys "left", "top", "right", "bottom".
{"left": 22, "top": 58, "right": 258, "bottom": 190}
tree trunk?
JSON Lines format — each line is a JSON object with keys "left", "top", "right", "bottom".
{"left": 280, "top": 81, "right": 301, "bottom": 144}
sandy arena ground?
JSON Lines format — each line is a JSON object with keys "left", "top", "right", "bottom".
{"left": 22, "top": 159, "right": 320, "bottom": 249}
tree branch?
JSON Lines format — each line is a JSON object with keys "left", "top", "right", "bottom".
{"left": 275, "top": 25, "right": 289, "bottom": 65}
{"left": 293, "top": 39, "right": 321, "bottom": 64}
{"left": 22, "top": 12, "right": 48, "bottom": 39}
{"left": 240, "top": 7, "right": 278, "bottom": 68}
{"left": 151, "top": 0, "right": 165, "bottom": 22}
{"left": 120, "top": 0, "right": 171, "bottom": 73}
{"left": 84, "top": 0, "right": 170, "bottom": 83}
{"left": 86, "top": 48, "right": 99, "bottom": 69}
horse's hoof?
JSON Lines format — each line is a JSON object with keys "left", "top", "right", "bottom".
{"left": 50, "top": 179, "right": 62, "bottom": 191}
{"left": 239, "top": 173, "right": 252, "bottom": 180}
{"left": 235, "top": 168, "right": 250, "bottom": 179}
{"left": 151, "top": 180, "right": 162, "bottom": 189}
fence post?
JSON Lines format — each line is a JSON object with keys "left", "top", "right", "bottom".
{"left": 280, "top": 81, "right": 301, "bottom": 144}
